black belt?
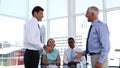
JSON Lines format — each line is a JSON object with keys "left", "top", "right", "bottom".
{"left": 89, "top": 53, "right": 100, "bottom": 55}
{"left": 26, "top": 49, "right": 39, "bottom": 52}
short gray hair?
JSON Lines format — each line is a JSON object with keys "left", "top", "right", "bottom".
{"left": 88, "top": 6, "right": 99, "bottom": 16}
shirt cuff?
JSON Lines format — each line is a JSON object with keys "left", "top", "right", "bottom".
{"left": 98, "top": 56, "right": 106, "bottom": 64}
{"left": 82, "top": 51, "right": 86, "bottom": 56}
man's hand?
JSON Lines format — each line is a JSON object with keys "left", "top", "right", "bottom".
{"left": 43, "top": 45, "right": 52, "bottom": 53}
{"left": 95, "top": 61, "right": 102, "bottom": 68}
{"left": 74, "top": 52, "right": 83, "bottom": 59}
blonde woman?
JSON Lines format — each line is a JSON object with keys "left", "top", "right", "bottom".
{"left": 41, "top": 38, "right": 61, "bottom": 66}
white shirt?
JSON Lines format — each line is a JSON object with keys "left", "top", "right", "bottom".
{"left": 63, "top": 46, "right": 86, "bottom": 64}
{"left": 24, "top": 17, "right": 44, "bottom": 50}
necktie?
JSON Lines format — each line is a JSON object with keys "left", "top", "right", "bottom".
{"left": 38, "top": 24, "right": 42, "bottom": 42}
{"left": 71, "top": 49, "right": 75, "bottom": 62}
{"left": 38, "top": 24, "right": 40, "bottom": 29}
{"left": 85, "top": 25, "right": 92, "bottom": 61}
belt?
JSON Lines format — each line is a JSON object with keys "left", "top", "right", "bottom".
{"left": 26, "top": 49, "right": 39, "bottom": 52}
{"left": 89, "top": 53, "right": 100, "bottom": 55}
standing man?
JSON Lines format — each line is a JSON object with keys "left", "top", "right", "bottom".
{"left": 24, "top": 6, "right": 51, "bottom": 68}
{"left": 75, "top": 6, "right": 110, "bottom": 68}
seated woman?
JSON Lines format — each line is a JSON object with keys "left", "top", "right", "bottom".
{"left": 41, "top": 38, "right": 61, "bottom": 66}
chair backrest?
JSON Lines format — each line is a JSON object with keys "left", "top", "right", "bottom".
{"left": 40, "top": 55, "right": 43, "bottom": 65}
{"left": 39, "top": 55, "right": 44, "bottom": 68}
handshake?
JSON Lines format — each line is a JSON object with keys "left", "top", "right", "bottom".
{"left": 74, "top": 52, "right": 83, "bottom": 60}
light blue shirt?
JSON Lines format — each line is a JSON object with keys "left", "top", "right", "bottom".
{"left": 84, "top": 19, "right": 110, "bottom": 63}
{"left": 42, "top": 48, "right": 60, "bottom": 62}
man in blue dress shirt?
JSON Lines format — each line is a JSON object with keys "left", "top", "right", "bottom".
{"left": 75, "top": 6, "right": 110, "bottom": 68}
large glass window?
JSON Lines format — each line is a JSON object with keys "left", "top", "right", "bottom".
{"left": 76, "top": 15, "right": 89, "bottom": 35}
{"left": 0, "top": 15, "right": 25, "bottom": 45}
{"left": 50, "top": 18, "right": 68, "bottom": 37}
{"left": 0, "top": 0, "right": 28, "bottom": 19}
{"left": 0, "top": 15, "right": 25, "bottom": 67}
{"left": 107, "top": 10, "right": 120, "bottom": 67}
{"left": 48, "top": 0, "right": 67, "bottom": 19}
{"left": 76, "top": 0, "right": 103, "bottom": 14}
{"left": 106, "top": 0, "right": 120, "bottom": 8}
{"left": 107, "top": 10, "right": 120, "bottom": 53}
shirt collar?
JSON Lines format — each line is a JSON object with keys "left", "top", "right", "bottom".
{"left": 32, "top": 17, "right": 38, "bottom": 24}
{"left": 68, "top": 46, "right": 76, "bottom": 50}
{"left": 92, "top": 18, "right": 99, "bottom": 26}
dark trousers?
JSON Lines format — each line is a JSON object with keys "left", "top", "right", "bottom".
{"left": 24, "top": 49, "right": 40, "bottom": 68}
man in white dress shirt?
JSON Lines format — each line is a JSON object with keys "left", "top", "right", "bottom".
{"left": 24, "top": 6, "right": 51, "bottom": 68}
{"left": 63, "top": 37, "right": 86, "bottom": 67}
